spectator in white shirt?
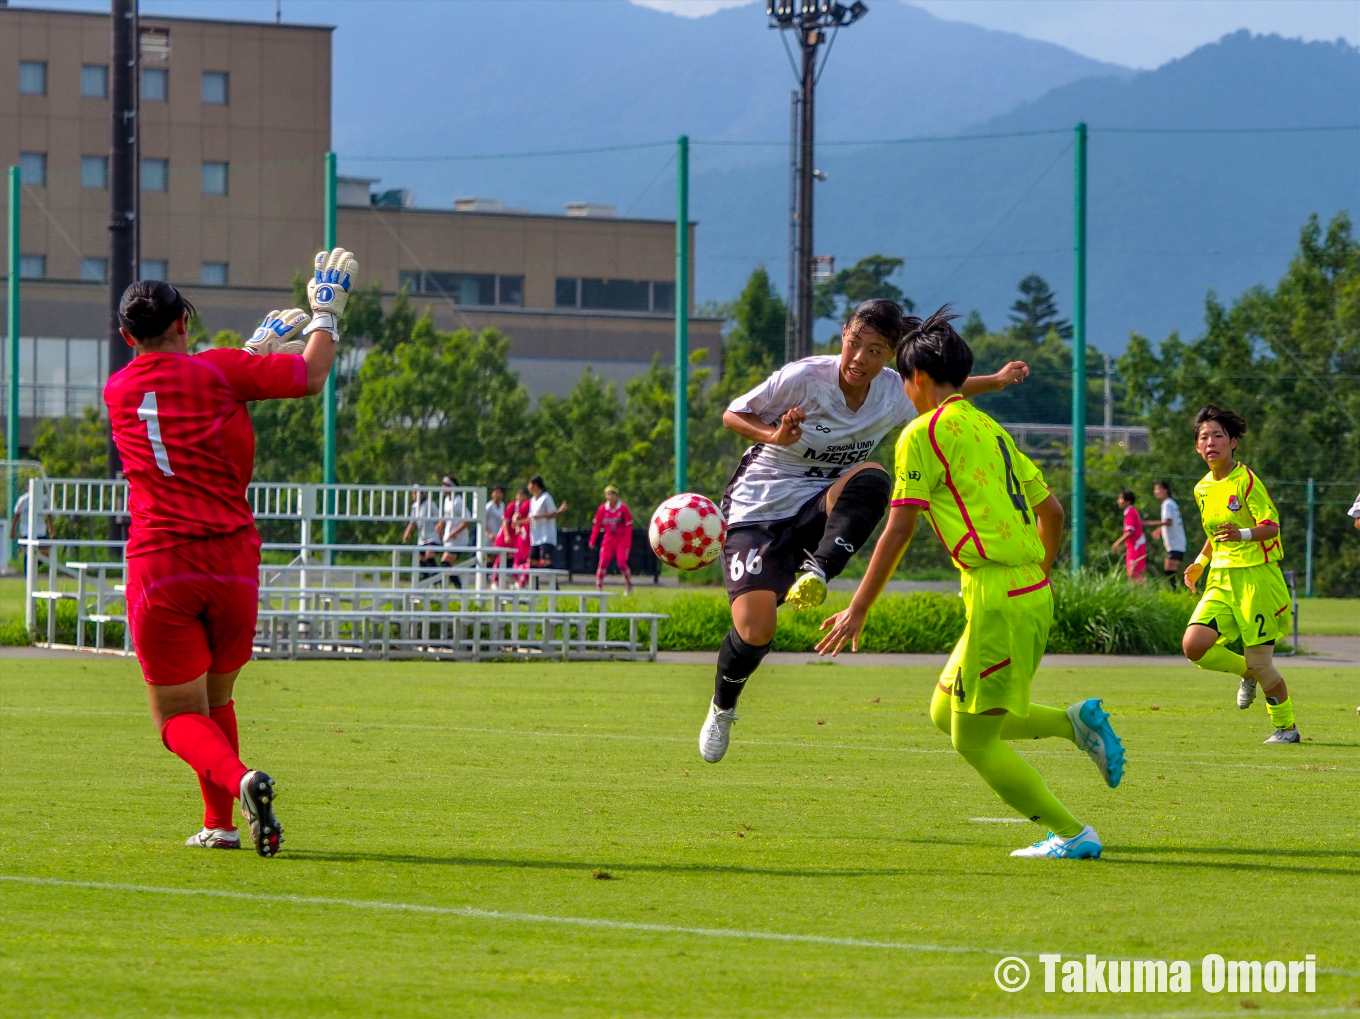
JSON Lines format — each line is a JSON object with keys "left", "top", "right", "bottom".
{"left": 526, "top": 474, "right": 568, "bottom": 570}
{"left": 438, "top": 475, "right": 472, "bottom": 588}
{"left": 401, "top": 485, "right": 442, "bottom": 578}
{"left": 484, "top": 485, "right": 507, "bottom": 545}
{"left": 1148, "top": 480, "right": 1188, "bottom": 588}
{"left": 10, "top": 490, "right": 55, "bottom": 566}
{"left": 1349, "top": 490, "right": 1360, "bottom": 532}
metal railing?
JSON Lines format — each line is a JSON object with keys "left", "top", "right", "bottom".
{"left": 15, "top": 477, "right": 665, "bottom": 661}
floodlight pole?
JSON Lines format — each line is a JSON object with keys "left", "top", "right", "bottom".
{"left": 1070, "top": 122, "right": 1088, "bottom": 572}
{"left": 768, "top": 1, "right": 868, "bottom": 363}
{"left": 323, "top": 150, "right": 337, "bottom": 544}
{"left": 107, "top": 0, "right": 139, "bottom": 480}
{"left": 7, "top": 166, "right": 19, "bottom": 555}
{"left": 674, "top": 135, "right": 690, "bottom": 495}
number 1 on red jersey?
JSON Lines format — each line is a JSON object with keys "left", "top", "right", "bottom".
{"left": 137, "top": 391, "right": 175, "bottom": 477}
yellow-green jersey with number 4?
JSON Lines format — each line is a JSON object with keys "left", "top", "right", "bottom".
{"left": 1191, "top": 461, "right": 1291, "bottom": 646}
{"left": 892, "top": 394, "right": 1054, "bottom": 717}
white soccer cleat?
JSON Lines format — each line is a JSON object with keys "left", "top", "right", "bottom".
{"left": 239, "top": 770, "right": 284, "bottom": 857}
{"left": 1263, "top": 726, "right": 1301, "bottom": 744}
{"left": 699, "top": 700, "right": 739, "bottom": 763}
{"left": 185, "top": 827, "right": 241, "bottom": 849}
{"left": 1010, "top": 824, "right": 1103, "bottom": 859}
{"left": 1237, "top": 673, "right": 1257, "bottom": 709}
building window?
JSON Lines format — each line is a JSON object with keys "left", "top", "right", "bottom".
{"left": 19, "top": 61, "right": 47, "bottom": 96}
{"left": 555, "top": 278, "right": 580, "bottom": 308}
{"left": 141, "top": 159, "right": 168, "bottom": 193}
{"left": 652, "top": 281, "right": 676, "bottom": 313}
{"left": 582, "top": 278, "right": 651, "bottom": 312}
{"left": 497, "top": 275, "right": 524, "bottom": 307}
{"left": 141, "top": 259, "right": 168, "bottom": 280}
{"left": 81, "top": 156, "right": 109, "bottom": 190}
{"left": 19, "top": 153, "right": 46, "bottom": 188}
{"left": 202, "top": 71, "right": 228, "bottom": 105}
{"left": 80, "top": 258, "right": 109, "bottom": 282}
{"left": 81, "top": 64, "right": 109, "bottom": 98}
{"left": 201, "top": 162, "right": 228, "bottom": 195}
{"left": 201, "top": 262, "right": 228, "bottom": 286}
{"left": 19, "top": 255, "right": 46, "bottom": 279}
{"left": 402, "top": 271, "right": 522, "bottom": 306}
{"left": 142, "top": 67, "right": 168, "bottom": 102}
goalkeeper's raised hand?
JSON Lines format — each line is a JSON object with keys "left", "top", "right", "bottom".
{"left": 245, "top": 308, "right": 310, "bottom": 356}
{"left": 304, "top": 247, "right": 358, "bottom": 338}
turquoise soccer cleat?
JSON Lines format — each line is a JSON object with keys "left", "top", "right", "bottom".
{"left": 1067, "top": 697, "right": 1125, "bottom": 788}
{"left": 1010, "top": 824, "right": 1104, "bottom": 859}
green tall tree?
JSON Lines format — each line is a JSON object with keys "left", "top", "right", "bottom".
{"left": 1118, "top": 212, "right": 1360, "bottom": 595}
{"left": 722, "top": 265, "right": 786, "bottom": 387}
{"left": 1008, "top": 274, "right": 1072, "bottom": 343}
{"left": 814, "top": 254, "right": 912, "bottom": 328}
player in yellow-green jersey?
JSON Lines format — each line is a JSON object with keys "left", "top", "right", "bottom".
{"left": 1181, "top": 405, "right": 1300, "bottom": 744}
{"left": 818, "top": 308, "right": 1125, "bottom": 860}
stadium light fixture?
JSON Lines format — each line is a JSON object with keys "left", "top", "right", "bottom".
{"left": 767, "top": 0, "right": 868, "bottom": 360}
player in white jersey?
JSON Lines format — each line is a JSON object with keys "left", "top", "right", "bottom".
{"left": 699, "top": 299, "right": 1029, "bottom": 763}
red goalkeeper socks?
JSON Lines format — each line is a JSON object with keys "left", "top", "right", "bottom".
{"left": 162, "top": 712, "right": 249, "bottom": 813}
{"left": 195, "top": 702, "right": 241, "bottom": 830}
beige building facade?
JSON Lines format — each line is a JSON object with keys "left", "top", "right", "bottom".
{"left": 1, "top": 4, "right": 716, "bottom": 444}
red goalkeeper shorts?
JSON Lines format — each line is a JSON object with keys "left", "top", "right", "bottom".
{"left": 126, "top": 526, "right": 262, "bottom": 686}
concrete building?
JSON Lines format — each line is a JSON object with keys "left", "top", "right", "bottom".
{"left": 1, "top": 3, "right": 716, "bottom": 445}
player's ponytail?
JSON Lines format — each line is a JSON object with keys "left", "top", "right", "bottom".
{"left": 118, "top": 280, "right": 196, "bottom": 342}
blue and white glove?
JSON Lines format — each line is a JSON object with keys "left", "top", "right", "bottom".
{"left": 245, "top": 308, "right": 310, "bottom": 355}
{"left": 304, "top": 247, "right": 358, "bottom": 338}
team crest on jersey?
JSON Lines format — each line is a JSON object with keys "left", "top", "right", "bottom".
{"left": 1227, "top": 495, "right": 1242, "bottom": 512}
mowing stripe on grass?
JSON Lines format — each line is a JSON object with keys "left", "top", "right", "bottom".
{"left": 0, "top": 874, "right": 1004, "bottom": 954}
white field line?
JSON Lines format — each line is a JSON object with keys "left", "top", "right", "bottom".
{"left": 0, "top": 874, "right": 1000, "bottom": 954}
{"left": 1, "top": 706, "right": 1355, "bottom": 770}
{"left": 969, "top": 817, "right": 1031, "bottom": 823}
{"left": 4, "top": 876, "right": 1356, "bottom": 981}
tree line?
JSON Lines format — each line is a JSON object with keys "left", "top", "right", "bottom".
{"left": 31, "top": 214, "right": 1358, "bottom": 593}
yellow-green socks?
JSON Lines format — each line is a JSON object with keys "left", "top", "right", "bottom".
{"left": 930, "top": 685, "right": 1074, "bottom": 743}
{"left": 1265, "top": 696, "right": 1295, "bottom": 730}
{"left": 1193, "top": 642, "right": 1246, "bottom": 677}
{"left": 1001, "top": 703, "right": 1075, "bottom": 742}
{"left": 951, "top": 711, "right": 1083, "bottom": 838}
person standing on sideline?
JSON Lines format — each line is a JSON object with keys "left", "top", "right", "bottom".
{"left": 590, "top": 485, "right": 634, "bottom": 594}
{"left": 510, "top": 487, "right": 533, "bottom": 588}
{"left": 1349, "top": 490, "right": 1360, "bottom": 532}
{"left": 10, "top": 486, "right": 55, "bottom": 567}
{"left": 1148, "top": 480, "right": 1187, "bottom": 587}
{"left": 402, "top": 485, "right": 441, "bottom": 579}
{"left": 1111, "top": 491, "right": 1148, "bottom": 582}
{"left": 816, "top": 307, "right": 1123, "bottom": 860}
{"left": 483, "top": 485, "right": 508, "bottom": 587}
{"left": 102, "top": 246, "right": 355, "bottom": 856}
{"left": 438, "top": 475, "right": 471, "bottom": 588}
{"left": 527, "top": 475, "right": 567, "bottom": 572}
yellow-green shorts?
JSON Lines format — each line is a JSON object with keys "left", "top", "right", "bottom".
{"left": 938, "top": 561, "right": 1053, "bottom": 717}
{"left": 1189, "top": 562, "right": 1292, "bottom": 646}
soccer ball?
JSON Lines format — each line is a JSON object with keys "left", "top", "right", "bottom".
{"left": 649, "top": 493, "right": 726, "bottom": 570}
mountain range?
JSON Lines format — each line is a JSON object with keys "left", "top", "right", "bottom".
{"left": 324, "top": 0, "right": 1358, "bottom": 352}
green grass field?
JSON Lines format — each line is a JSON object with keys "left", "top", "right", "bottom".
{"left": 1, "top": 657, "right": 1357, "bottom": 1017}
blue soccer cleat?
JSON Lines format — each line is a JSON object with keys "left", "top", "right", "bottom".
{"left": 1067, "top": 698, "right": 1125, "bottom": 788}
{"left": 1010, "top": 825, "right": 1103, "bottom": 859}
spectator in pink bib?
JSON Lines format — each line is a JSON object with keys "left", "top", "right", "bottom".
{"left": 1111, "top": 490, "right": 1148, "bottom": 582}
{"left": 589, "top": 485, "right": 634, "bottom": 594}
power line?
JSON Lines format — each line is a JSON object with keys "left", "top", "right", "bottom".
{"left": 343, "top": 142, "right": 672, "bottom": 163}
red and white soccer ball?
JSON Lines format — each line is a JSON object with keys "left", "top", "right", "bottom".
{"left": 649, "top": 493, "right": 727, "bottom": 570}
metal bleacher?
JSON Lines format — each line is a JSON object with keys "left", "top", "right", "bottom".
{"left": 14, "top": 478, "right": 665, "bottom": 661}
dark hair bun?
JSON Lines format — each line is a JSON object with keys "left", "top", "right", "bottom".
{"left": 118, "top": 279, "right": 196, "bottom": 341}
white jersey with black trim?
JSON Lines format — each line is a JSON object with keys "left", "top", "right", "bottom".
{"left": 722, "top": 355, "right": 915, "bottom": 525}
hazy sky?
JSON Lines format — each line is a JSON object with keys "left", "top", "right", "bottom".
{"left": 634, "top": 0, "right": 1358, "bottom": 68}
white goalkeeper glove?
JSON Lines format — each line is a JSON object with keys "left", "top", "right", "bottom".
{"left": 245, "top": 308, "right": 310, "bottom": 355}
{"left": 304, "top": 246, "right": 358, "bottom": 338}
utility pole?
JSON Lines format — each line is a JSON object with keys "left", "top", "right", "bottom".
{"left": 1070, "top": 122, "right": 1088, "bottom": 572}
{"left": 674, "top": 135, "right": 690, "bottom": 494}
{"left": 7, "top": 167, "right": 18, "bottom": 469}
{"left": 107, "top": 0, "right": 138, "bottom": 479}
{"left": 785, "top": 90, "right": 798, "bottom": 364}
{"left": 322, "top": 151, "right": 337, "bottom": 544}
{"left": 767, "top": 0, "right": 868, "bottom": 362}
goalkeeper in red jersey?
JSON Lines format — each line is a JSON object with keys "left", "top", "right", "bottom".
{"left": 102, "top": 248, "right": 357, "bottom": 856}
